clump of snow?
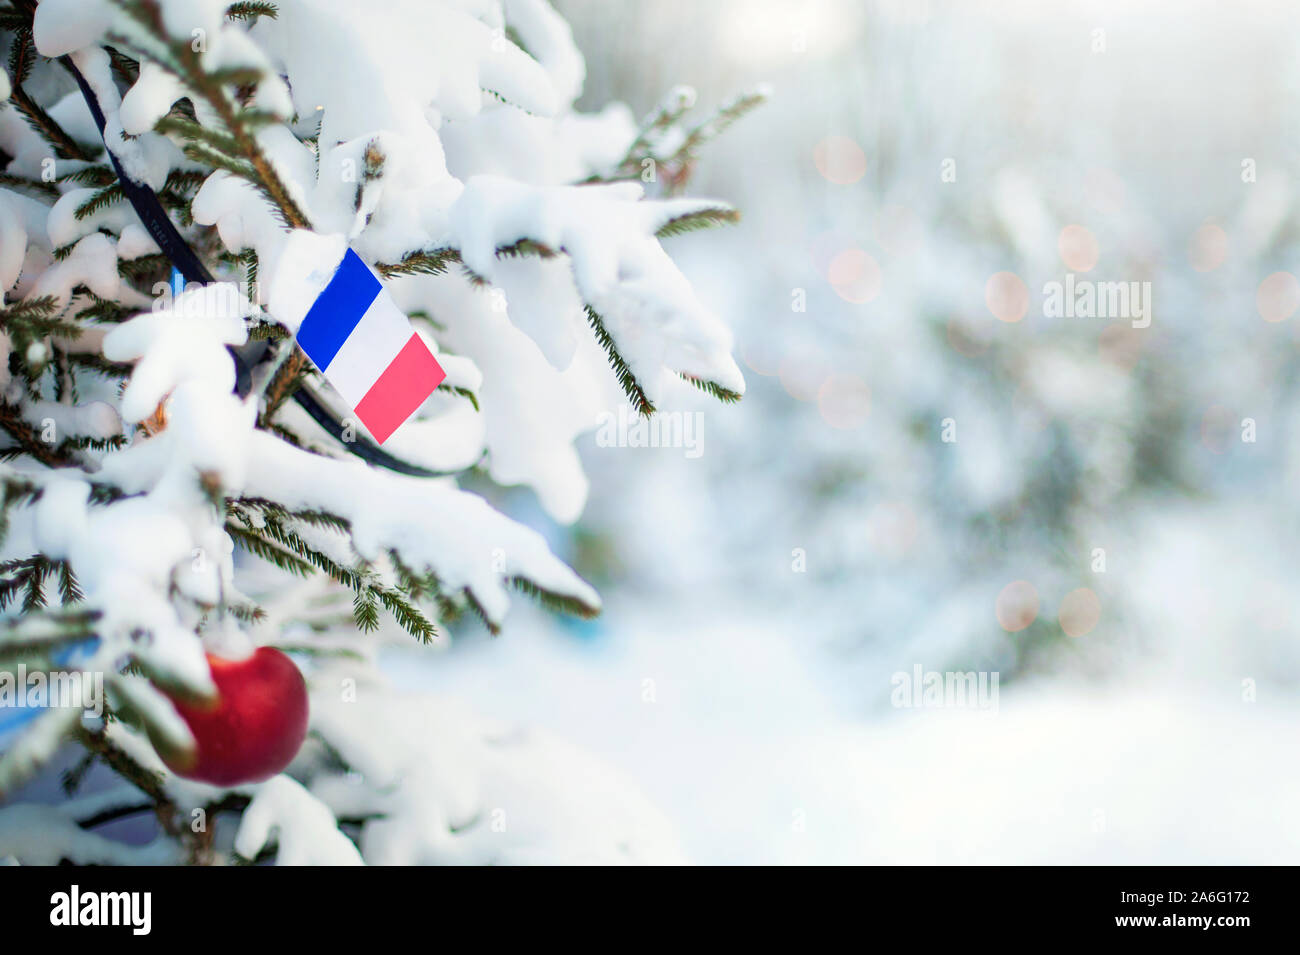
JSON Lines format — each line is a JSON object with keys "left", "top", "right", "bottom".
{"left": 18, "top": 398, "right": 121, "bottom": 442}
{"left": 264, "top": 230, "right": 348, "bottom": 334}
{"left": 31, "top": 234, "right": 125, "bottom": 308}
{"left": 30, "top": 0, "right": 116, "bottom": 57}
{"left": 449, "top": 176, "right": 744, "bottom": 405}
{"left": 501, "top": 0, "right": 585, "bottom": 108}
{"left": 102, "top": 284, "right": 252, "bottom": 424}
{"left": 243, "top": 431, "right": 600, "bottom": 625}
{"left": 234, "top": 775, "right": 364, "bottom": 865}
{"left": 307, "top": 671, "right": 687, "bottom": 864}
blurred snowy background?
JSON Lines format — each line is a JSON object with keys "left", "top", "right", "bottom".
{"left": 387, "top": 0, "right": 1300, "bottom": 863}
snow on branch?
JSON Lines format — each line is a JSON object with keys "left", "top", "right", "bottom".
{"left": 240, "top": 431, "right": 601, "bottom": 629}
{"left": 449, "top": 176, "right": 745, "bottom": 411}
{"left": 233, "top": 775, "right": 363, "bottom": 865}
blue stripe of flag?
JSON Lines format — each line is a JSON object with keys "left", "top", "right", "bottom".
{"left": 296, "top": 249, "right": 382, "bottom": 370}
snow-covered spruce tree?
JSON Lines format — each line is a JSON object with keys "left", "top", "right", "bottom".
{"left": 0, "top": 0, "right": 758, "bottom": 864}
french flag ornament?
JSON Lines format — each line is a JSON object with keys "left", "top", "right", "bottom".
{"left": 277, "top": 241, "right": 445, "bottom": 444}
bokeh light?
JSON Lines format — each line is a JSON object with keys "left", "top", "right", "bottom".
{"left": 1189, "top": 223, "right": 1228, "bottom": 272}
{"left": 985, "top": 271, "right": 1029, "bottom": 323}
{"left": 996, "top": 580, "right": 1039, "bottom": 632}
{"left": 813, "top": 135, "right": 867, "bottom": 185}
{"left": 1058, "top": 224, "right": 1099, "bottom": 272}
{"left": 1257, "top": 271, "right": 1300, "bottom": 322}
{"left": 1058, "top": 587, "right": 1101, "bottom": 637}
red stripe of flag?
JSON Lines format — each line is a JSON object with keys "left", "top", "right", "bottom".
{"left": 353, "top": 333, "right": 446, "bottom": 444}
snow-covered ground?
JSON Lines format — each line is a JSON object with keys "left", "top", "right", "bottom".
{"left": 387, "top": 595, "right": 1300, "bottom": 864}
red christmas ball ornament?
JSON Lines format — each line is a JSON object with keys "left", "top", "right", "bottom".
{"left": 163, "top": 647, "right": 309, "bottom": 786}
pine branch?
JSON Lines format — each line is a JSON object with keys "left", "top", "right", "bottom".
{"left": 250, "top": 516, "right": 361, "bottom": 588}
{"left": 179, "top": 141, "right": 259, "bottom": 184}
{"left": 56, "top": 434, "right": 130, "bottom": 456}
{"left": 62, "top": 751, "right": 97, "bottom": 796}
{"left": 6, "top": 27, "right": 97, "bottom": 162}
{"left": 0, "top": 475, "right": 41, "bottom": 545}
{"left": 446, "top": 385, "right": 479, "bottom": 411}
{"left": 352, "top": 137, "right": 385, "bottom": 217}
{"left": 105, "top": 45, "right": 140, "bottom": 87}
{"left": 615, "top": 85, "right": 698, "bottom": 175}
{"left": 74, "top": 184, "right": 126, "bottom": 220}
{"left": 380, "top": 241, "right": 730, "bottom": 413}
{"left": 117, "top": 252, "right": 173, "bottom": 283}
{"left": 375, "top": 588, "right": 437, "bottom": 644}
{"left": 64, "top": 351, "right": 134, "bottom": 378}
{"left": 205, "top": 66, "right": 264, "bottom": 88}
{"left": 230, "top": 496, "right": 351, "bottom": 530}
{"left": 246, "top": 319, "right": 286, "bottom": 341}
{"left": 495, "top": 238, "right": 558, "bottom": 260}
{"left": 351, "top": 586, "right": 380, "bottom": 632}
{"left": 259, "top": 347, "right": 312, "bottom": 424}
{"left": 601, "top": 85, "right": 766, "bottom": 192}
{"left": 72, "top": 724, "right": 181, "bottom": 837}
{"left": 375, "top": 247, "right": 460, "bottom": 279}
{"left": 679, "top": 373, "right": 742, "bottom": 404}
{"left": 58, "top": 561, "right": 85, "bottom": 603}
{"left": 162, "top": 168, "right": 211, "bottom": 194}
{"left": 224, "top": 523, "right": 316, "bottom": 577}
{"left": 225, "top": 246, "right": 259, "bottom": 289}
{"left": 156, "top": 115, "right": 243, "bottom": 158}
{"left": 56, "top": 166, "right": 119, "bottom": 187}
{"left": 116, "top": 0, "right": 308, "bottom": 227}
{"left": 0, "top": 556, "right": 82, "bottom": 610}
{"left": 676, "top": 87, "right": 769, "bottom": 163}
{"left": 584, "top": 306, "right": 655, "bottom": 415}
{"left": 655, "top": 206, "right": 740, "bottom": 239}
{"left": 0, "top": 296, "right": 82, "bottom": 342}
{"left": 0, "top": 401, "right": 76, "bottom": 468}
{"left": 75, "top": 295, "right": 130, "bottom": 324}
{"left": 228, "top": 503, "right": 438, "bottom": 641}
{"left": 226, "top": 1, "right": 279, "bottom": 23}
{"left": 0, "top": 172, "right": 59, "bottom": 199}
{"left": 77, "top": 802, "right": 156, "bottom": 829}
{"left": 511, "top": 576, "right": 601, "bottom": 620}
{"left": 0, "top": 606, "right": 98, "bottom": 661}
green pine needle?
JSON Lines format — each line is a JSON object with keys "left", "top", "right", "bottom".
{"left": 376, "top": 248, "right": 460, "bottom": 279}
{"left": 679, "top": 373, "right": 742, "bottom": 404}
{"left": 584, "top": 306, "right": 655, "bottom": 416}
{"left": 511, "top": 576, "right": 601, "bottom": 620}
{"left": 225, "top": 524, "right": 316, "bottom": 577}
{"left": 226, "top": 2, "right": 279, "bottom": 22}
{"left": 655, "top": 206, "right": 740, "bottom": 238}
{"left": 74, "top": 184, "right": 125, "bottom": 221}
